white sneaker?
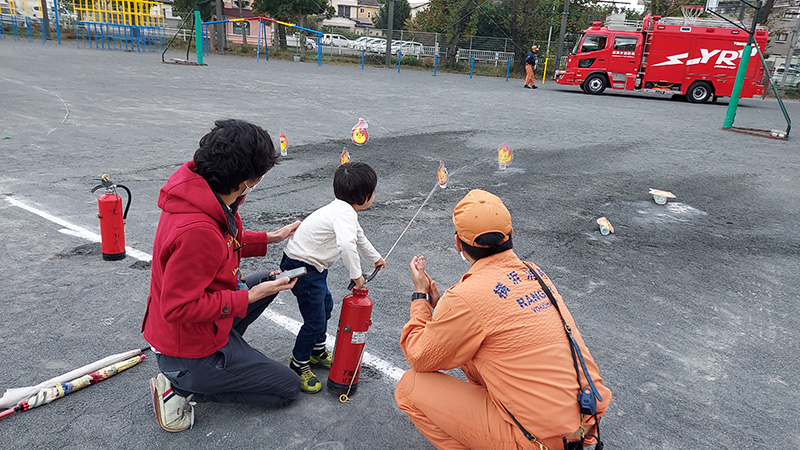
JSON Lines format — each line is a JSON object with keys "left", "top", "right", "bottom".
{"left": 149, "top": 373, "right": 195, "bottom": 432}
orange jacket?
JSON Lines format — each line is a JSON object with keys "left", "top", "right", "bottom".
{"left": 400, "top": 250, "right": 612, "bottom": 444}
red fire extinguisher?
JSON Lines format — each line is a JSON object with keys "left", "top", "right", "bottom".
{"left": 328, "top": 287, "right": 373, "bottom": 402}
{"left": 91, "top": 174, "right": 132, "bottom": 261}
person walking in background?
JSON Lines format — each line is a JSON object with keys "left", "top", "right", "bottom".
{"left": 395, "top": 189, "right": 611, "bottom": 449}
{"left": 525, "top": 45, "right": 539, "bottom": 89}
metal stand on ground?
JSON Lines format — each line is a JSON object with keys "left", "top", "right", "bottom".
{"left": 161, "top": 8, "right": 205, "bottom": 65}
{"left": 704, "top": 0, "right": 791, "bottom": 139}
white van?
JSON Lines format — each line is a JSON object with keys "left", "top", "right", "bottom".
{"left": 321, "top": 34, "right": 351, "bottom": 47}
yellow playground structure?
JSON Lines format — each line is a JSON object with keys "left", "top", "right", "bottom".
{"left": 72, "top": 0, "right": 165, "bottom": 28}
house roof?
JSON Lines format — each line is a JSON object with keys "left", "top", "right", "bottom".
{"left": 355, "top": 17, "right": 374, "bottom": 27}
{"left": 358, "top": 0, "right": 379, "bottom": 7}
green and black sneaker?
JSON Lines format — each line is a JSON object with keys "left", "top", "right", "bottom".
{"left": 309, "top": 350, "right": 333, "bottom": 369}
{"left": 290, "top": 357, "right": 322, "bottom": 394}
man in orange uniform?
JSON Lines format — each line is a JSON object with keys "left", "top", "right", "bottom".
{"left": 525, "top": 45, "right": 539, "bottom": 89}
{"left": 395, "top": 189, "right": 611, "bottom": 450}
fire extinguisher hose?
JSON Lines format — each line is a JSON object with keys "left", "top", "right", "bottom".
{"left": 338, "top": 332, "right": 370, "bottom": 404}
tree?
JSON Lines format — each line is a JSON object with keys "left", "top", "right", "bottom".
{"left": 234, "top": 0, "right": 250, "bottom": 46}
{"left": 172, "top": 0, "right": 215, "bottom": 21}
{"left": 252, "top": 0, "right": 329, "bottom": 50}
{"left": 373, "top": 0, "right": 412, "bottom": 30}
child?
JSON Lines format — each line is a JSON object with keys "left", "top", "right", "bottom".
{"left": 281, "top": 162, "right": 386, "bottom": 393}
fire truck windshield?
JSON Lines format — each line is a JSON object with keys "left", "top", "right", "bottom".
{"left": 570, "top": 33, "right": 584, "bottom": 54}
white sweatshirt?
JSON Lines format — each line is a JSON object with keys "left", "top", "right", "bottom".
{"left": 284, "top": 199, "right": 382, "bottom": 279}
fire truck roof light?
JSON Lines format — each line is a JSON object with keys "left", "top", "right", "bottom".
{"left": 591, "top": 21, "right": 602, "bottom": 27}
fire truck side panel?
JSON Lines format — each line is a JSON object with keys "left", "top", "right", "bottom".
{"left": 555, "top": 15, "right": 768, "bottom": 101}
{"left": 643, "top": 25, "right": 767, "bottom": 98}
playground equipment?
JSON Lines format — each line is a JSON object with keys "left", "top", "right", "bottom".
{"left": 72, "top": 0, "right": 166, "bottom": 51}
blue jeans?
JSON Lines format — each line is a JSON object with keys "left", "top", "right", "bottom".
{"left": 154, "top": 269, "right": 300, "bottom": 407}
{"left": 281, "top": 254, "right": 333, "bottom": 361}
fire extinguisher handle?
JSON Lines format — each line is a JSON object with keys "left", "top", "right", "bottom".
{"left": 346, "top": 267, "right": 382, "bottom": 290}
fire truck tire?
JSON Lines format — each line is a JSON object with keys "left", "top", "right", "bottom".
{"left": 687, "top": 81, "right": 713, "bottom": 103}
{"left": 584, "top": 74, "right": 607, "bottom": 95}
{"left": 579, "top": 82, "right": 588, "bottom": 93}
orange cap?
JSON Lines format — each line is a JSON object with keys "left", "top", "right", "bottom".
{"left": 453, "top": 189, "right": 513, "bottom": 247}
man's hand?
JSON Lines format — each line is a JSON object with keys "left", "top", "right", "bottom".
{"left": 247, "top": 276, "right": 297, "bottom": 303}
{"left": 410, "top": 255, "right": 441, "bottom": 307}
{"left": 267, "top": 221, "right": 301, "bottom": 244}
{"left": 351, "top": 275, "right": 366, "bottom": 289}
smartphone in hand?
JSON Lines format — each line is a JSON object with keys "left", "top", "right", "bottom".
{"left": 261, "top": 267, "right": 307, "bottom": 283}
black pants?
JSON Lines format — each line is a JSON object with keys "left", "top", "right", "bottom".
{"left": 154, "top": 270, "right": 300, "bottom": 408}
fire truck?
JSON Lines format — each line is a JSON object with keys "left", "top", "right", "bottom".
{"left": 554, "top": 14, "right": 769, "bottom": 103}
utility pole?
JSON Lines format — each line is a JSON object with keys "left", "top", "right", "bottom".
{"left": 385, "top": 0, "right": 394, "bottom": 67}
{"left": 781, "top": 15, "right": 800, "bottom": 85}
{"left": 555, "top": 0, "right": 570, "bottom": 71}
{"left": 216, "top": 0, "right": 225, "bottom": 52}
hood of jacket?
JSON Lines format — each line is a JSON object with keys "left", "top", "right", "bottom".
{"left": 158, "top": 161, "right": 236, "bottom": 236}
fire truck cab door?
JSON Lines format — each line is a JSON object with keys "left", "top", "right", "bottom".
{"left": 606, "top": 34, "right": 640, "bottom": 89}
{"left": 575, "top": 34, "right": 609, "bottom": 71}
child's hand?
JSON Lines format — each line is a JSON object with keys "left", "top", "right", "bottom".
{"left": 268, "top": 221, "right": 301, "bottom": 244}
{"left": 351, "top": 275, "right": 366, "bottom": 289}
{"left": 374, "top": 258, "right": 386, "bottom": 270}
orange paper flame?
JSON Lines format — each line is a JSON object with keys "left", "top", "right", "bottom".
{"left": 340, "top": 146, "right": 351, "bottom": 166}
{"left": 280, "top": 131, "right": 288, "bottom": 156}
{"left": 498, "top": 143, "right": 512, "bottom": 166}
{"left": 437, "top": 161, "right": 448, "bottom": 189}
{"left": 351, "top": 118, "right": 368, "bottom": 146}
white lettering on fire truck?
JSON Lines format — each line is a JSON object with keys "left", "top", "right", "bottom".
{"left": 654, "top": 48, "right": 758, "bottom": 68}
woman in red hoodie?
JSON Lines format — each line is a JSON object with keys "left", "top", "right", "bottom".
{"left": 142, "top": 119, "right": 301, "bottom": 432}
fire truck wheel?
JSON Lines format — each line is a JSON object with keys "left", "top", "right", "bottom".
{"left": 579, "top": 82, "right": 588, "bottom": 93}
{"left": 687, "top": 81, "right": 713, "bottom": 103}
{"left": 584, "top": 74, "right": 607, "bottom": 95}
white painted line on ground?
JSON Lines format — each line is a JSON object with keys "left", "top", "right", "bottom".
{"left": 3, "top": 195, "right": 405, "bottom": 384}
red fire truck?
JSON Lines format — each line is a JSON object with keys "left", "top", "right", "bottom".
{"left": 555, "top": 14, "right": 768, "bottom": 103}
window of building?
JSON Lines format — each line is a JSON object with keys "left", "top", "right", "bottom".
{"left": 338, "top": 5, "right": 350, "bottom": 18}
{"left": 367, "top": 11, "right": 370, "bottom": 17}
{"left": 783, "top": 10, "right": 799, "bottom": 20}
{"left": 232, "top": 21, "right": 250, "bottom": 36}
{"left": 613, "top": 36, "right": 638, "bottom": 51}
{"left": 581, "top": 35, "right": 607, "bottom": 53}
{"left": 776, "top": 32, "right": 789, "bottom": 42}
{"left": 360, "top": 7, "right": 364, "bottom": 13}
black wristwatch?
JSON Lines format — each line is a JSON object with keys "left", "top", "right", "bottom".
{"left": 412, "top": 292, "right": 431, "bottom": 304}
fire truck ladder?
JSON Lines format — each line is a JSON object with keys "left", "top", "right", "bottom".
{"left": 638, "top": 23, "right": 654, "bottom": 83}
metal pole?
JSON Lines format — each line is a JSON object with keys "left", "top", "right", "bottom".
{"left": 385, "top": 0, "right": 394, "bottom": 67}
{"left": 555, "top": 0, "right": 569, "bottom": 71}
{"left": 195, "top": 10, "right": 203, "bottom": 65}
{"left": 781, "top": 16, "right": 800, "bottom": 85}
{"left": 215, "top": 0, "right": 224, "bottom": 52}
{"left": 724, "top": 0, "right": 761, "bottom": 129}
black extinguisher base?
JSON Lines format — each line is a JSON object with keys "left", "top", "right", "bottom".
{"left": 102, "top": 251, "right": 126, "bottom": 261}
{"left": 327, "top": 378, "right": 358, "bottom": 397}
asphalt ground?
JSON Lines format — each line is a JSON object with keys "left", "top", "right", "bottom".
{"left": 1, "top": 40, "right": 799, "bottom": 449}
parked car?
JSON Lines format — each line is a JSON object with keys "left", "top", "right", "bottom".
{"left": 321, "top": 33, "right": 352, "bottom": 47}
{"left": 352, "top": 37, "right": 383, "bottom": 50}
{"left": 349, "top": 36, "right": 373, "bottom": 49}
{"left": 285, "top": 33, "right": 317, "bottom": 50}
{"left": 392, "top": 41, "right": 423, "bottom": 56}
{"left": 368, "top": 38, "right": 388, "bottom": 53}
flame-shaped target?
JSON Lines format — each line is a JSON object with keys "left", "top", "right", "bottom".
{"left": 437, "top": 161, "right": 448, "bottom": 189}
{"left": 340, "top": 146, "right": 351, "bottom": 166}
{"left": 280, "top": 131, "right": 288, "bottom": 156}
{"left": 351, "top": 118, "right": 368, "bottom": 146}
{"left": 498, "top": 142, "right": 512, "bottom": 167}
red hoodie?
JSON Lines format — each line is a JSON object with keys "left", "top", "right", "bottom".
{"left": 142, "top": 161, "right": 269, "bottom": 358}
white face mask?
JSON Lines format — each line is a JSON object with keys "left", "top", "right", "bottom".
{"left": 241, "top": 181, "right": 257, "bottom": 197}
{"left": 460, "top": 251, "right": 468, "bottom": 262}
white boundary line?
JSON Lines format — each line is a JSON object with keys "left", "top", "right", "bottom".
{"left": 3, "top": 195, "right": 404, "bottom": 383}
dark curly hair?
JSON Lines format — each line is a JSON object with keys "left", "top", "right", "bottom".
{"left": 333, "top": 162, "right": 378, "bottom": 206}
{"left": 194, "top": 119, "right": 278, "bottom": 194}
